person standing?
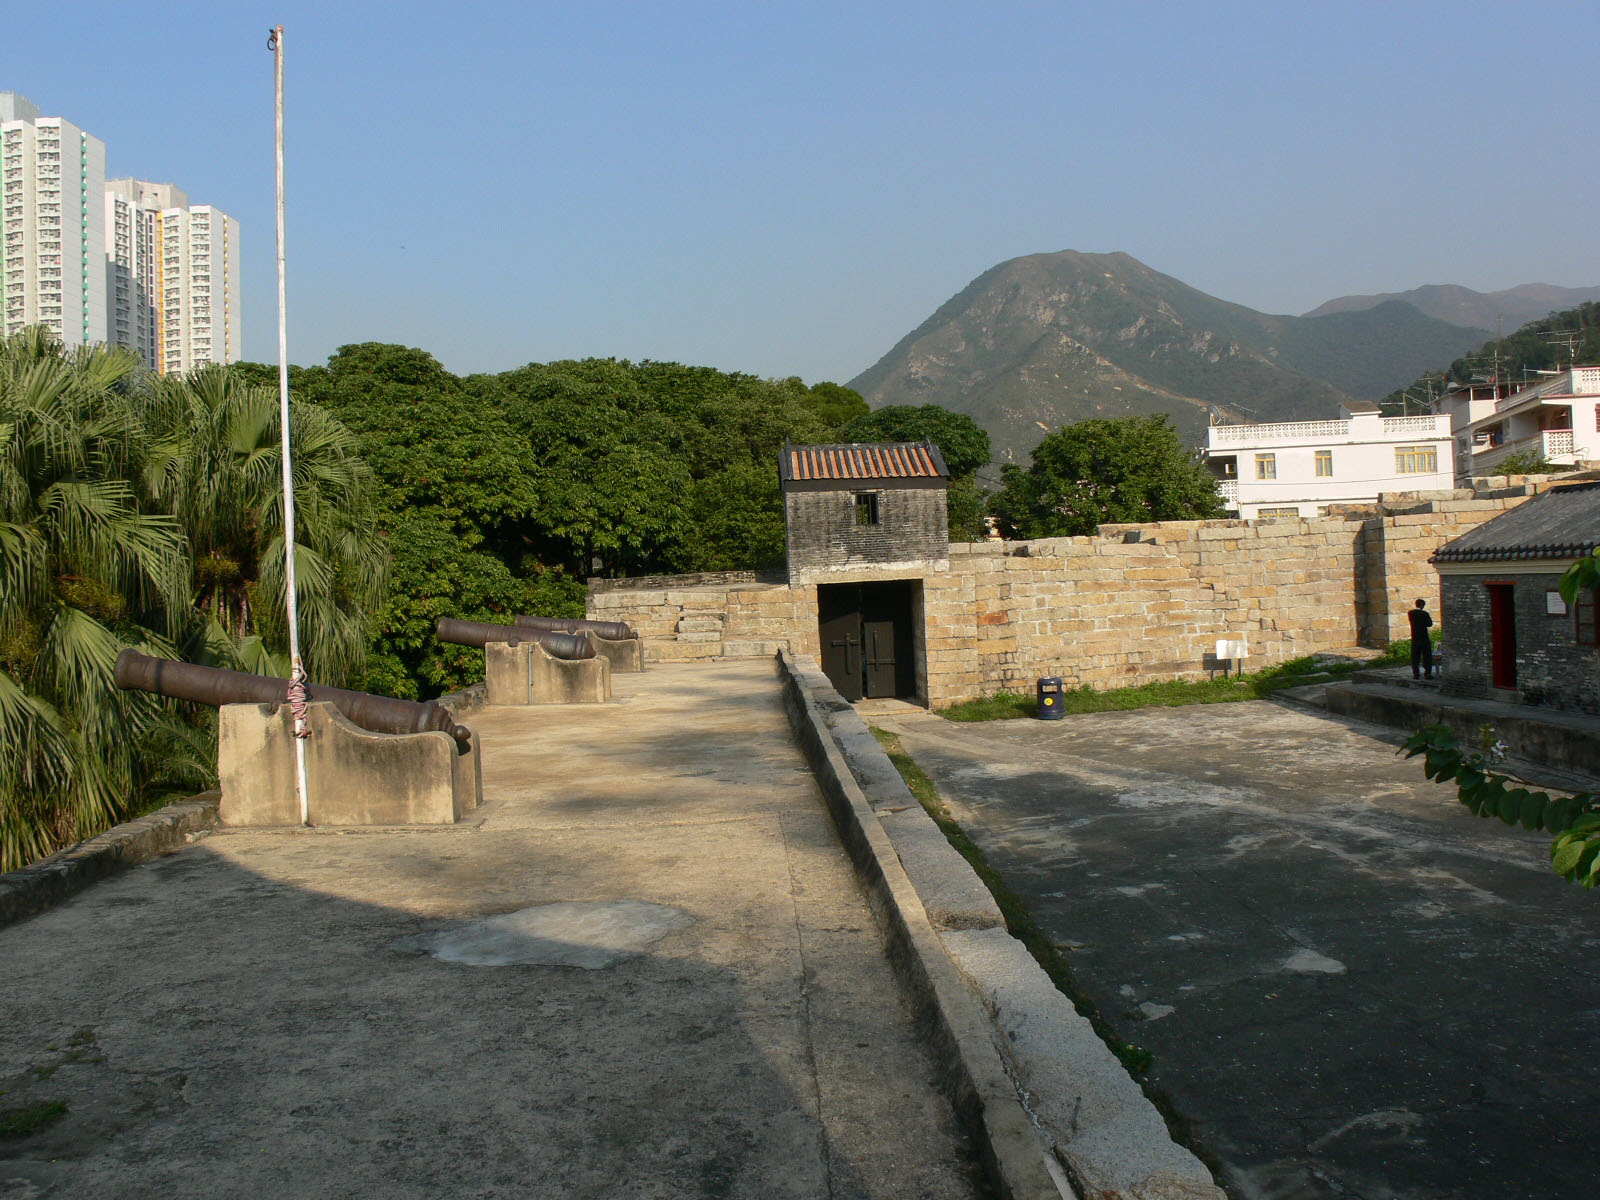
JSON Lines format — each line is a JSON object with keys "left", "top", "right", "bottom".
{"left": 1407, "top": 598, "right": 1434, "bottom": 679}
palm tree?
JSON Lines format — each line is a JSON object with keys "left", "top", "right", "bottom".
{"left": 140, "top": 366, "right": 389, "bottom": 685}
{"left": 0, "top": 328, "right": 199, "bottom": 870}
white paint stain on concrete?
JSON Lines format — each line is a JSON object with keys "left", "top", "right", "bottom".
{"left": 1139, "top": 1002, "right": 1176, "bottom": 1021}
{"left": 1308, "top": 1108, "right": 1423, "bottom": 1151}
{"left": 394, "top": 900, "right": 694, "bottom": 969}
{"left": 1282, "top": 947, "right": 1346, "bottom": 975}
{"left": 1115, "top": 882, "right": 1164, "bottom": 897}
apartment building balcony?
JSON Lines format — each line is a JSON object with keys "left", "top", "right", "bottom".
{"left": 1467, "top": 428, "right": 1582, "bottom": 474}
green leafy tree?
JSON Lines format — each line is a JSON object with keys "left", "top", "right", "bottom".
{"left": 0, "top": 329, "right": 202, "bottom": 869}
{"left": 993, "top": 415, "right": 1226, "bottom": 538}
{"left": 142, "top": 367, "right": 388, "bottom": 684}
{"left": 839, "top": 404, "right": 992, "bottom": 478}
{"left": 839, "top": 405, "right": 994, "bottom": 541}
{"left": 1488, "top": 448, "right": 1555, "bottom": 476}
{"left": 797, "top": 380, "right": 869, "bottom": 431}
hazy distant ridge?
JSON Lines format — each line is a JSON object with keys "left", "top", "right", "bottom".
{"left": 849, "top": 250, "right": 1494, "bottom": 461}
{"left": 1305, "top": 282, "right": 1600, "bottom": 331}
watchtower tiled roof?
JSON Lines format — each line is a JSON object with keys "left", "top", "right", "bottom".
{"left": 779, "top": 439, "right": 949, "bottom": 489}
{"left": 1433, "top": 482, "right": 1600, "bottom": 563}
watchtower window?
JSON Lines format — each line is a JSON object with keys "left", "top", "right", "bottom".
{"left": 854, "top": 492, "right": 880, "bottom": 526}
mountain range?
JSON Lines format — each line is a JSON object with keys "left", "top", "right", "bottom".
{"left": 1305, "top": 282, "right": 1600, "bottom": 331}
{"left": 847, "top": 251, "right": 1600, "bottom": 463}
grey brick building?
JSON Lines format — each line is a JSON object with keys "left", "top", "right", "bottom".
{"left": 779, "top": 440, "right": 950, "bottom": 702}
{"left": 780, "top": 440, "right": 950, "bottom": 584}
{"left": 1433, "top": 482, "right": 1600, "bottom": 711}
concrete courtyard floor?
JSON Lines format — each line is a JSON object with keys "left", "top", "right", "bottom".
{"left": 869, "top": 698, "right": 1600, "bottom": 1200}
{"left": 0, "top": 661, "right": 984, "bottom": 1199}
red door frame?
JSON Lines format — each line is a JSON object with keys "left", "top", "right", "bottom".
{"left": 1486, "top": 582, "right": 1516, "bottom": 689}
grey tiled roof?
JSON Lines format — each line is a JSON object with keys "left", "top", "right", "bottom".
{"left": 1433, "top": 482, "right": 1600, "bottom": 563}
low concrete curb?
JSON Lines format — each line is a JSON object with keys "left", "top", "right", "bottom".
{"left": 776, "top": 652, "right": 1066, "bottom": 1200}
{"left": 0, "top": 792, "right": 220, "bottom": 930}
{"left": 1325, "top": 681, "right": 1600, "bottom": 776}
{"left": 777, "top": 652, "right": 1225, "bottom": 1200}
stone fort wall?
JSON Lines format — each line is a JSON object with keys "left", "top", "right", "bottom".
{"left": 588, "top": 486, "right": 1544, "bottom": 709}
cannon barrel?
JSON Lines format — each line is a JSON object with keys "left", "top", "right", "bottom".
{"left": 434, "top": 618, "right": 596, "bottom": 660}
{"left": 512, "top": 615, "right": 635, "bottom": 641}
{"left": 113, "top": 650, "right": 473, "bottom": 754}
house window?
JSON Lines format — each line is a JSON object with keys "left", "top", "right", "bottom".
{"left": 853, "top": 492, "right": 880, "bottom": 526}
{"left": 1255, "top": 453, "right": 1276, "bottom": 480}
{"left": 1395, "top": 445, "right": 1438, "bottom": 474}
{"left": 1257, "top": 507, "right": 1299, "bottom": 518}
{"left": 1577, "top": 589, "right": 1600, "bottom": 646}
{"left": 1315, "top": 449, "right": 1333, "bottom": 477}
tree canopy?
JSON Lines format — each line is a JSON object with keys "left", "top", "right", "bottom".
{"left": 0, "top": 331, "right": 387, "bottom": 870}
{"left": 839, "top": 404, "right": 992, "bottom": 478}
{"left": 992, "top": 414, "right": 1227, "bottom": 538}
{"left": 258, "top": 346, "right": 864, "bottom": 696}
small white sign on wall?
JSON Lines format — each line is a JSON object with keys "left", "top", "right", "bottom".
{"left": 1547, "top": 590, "right": 1569, "bottom": 615}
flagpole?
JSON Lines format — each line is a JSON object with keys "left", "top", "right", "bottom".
{"left": 269, "top": 24, "right": 311, "bottom": 827}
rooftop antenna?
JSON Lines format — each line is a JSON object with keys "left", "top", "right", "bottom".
{"left": 1540, "top": 329, "right": 1580, "bottom": 365}
{"left": 268, "top": 24, "right": 311, "bottom": 827}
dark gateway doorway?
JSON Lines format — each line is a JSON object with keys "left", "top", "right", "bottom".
{"left": 817, "top": 580, "right": 919, "bottom": 702}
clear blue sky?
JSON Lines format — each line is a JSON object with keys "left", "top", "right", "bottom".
{"left": 7, "top": 2, "right": 1597, "bottom": 383}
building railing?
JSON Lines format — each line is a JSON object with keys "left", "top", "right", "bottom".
{"left": 1497, "top": 373, "right": 1574, "bottom": 412}
{"left": 1210, "top": 420, "right": 1349, "bottom": 445}
{"left": 1216, "top": 478, "right": 1239, "bottom": 504}
{"left": 1470, "top": 428, "right": 1579, "bottom": 472}
{"left": 1382, "top": 415, "right": 1448, "bottom": 435}
{"left": 1209, "top": 413, "right": 1448, "bottom": 447}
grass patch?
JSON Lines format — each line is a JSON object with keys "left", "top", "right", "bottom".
{"left": 0, "top": 1100, "right": 67, "bottom": 1138}
{"left": 871, "top": 728, "right": 1153, "bottom": 1074}
{"left": 940, "top": 644, "right": 1416, "bottom": 722}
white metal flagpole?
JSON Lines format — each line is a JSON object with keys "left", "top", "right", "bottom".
{"left": 269, "top": 24, "right": 311, "bottom": 827}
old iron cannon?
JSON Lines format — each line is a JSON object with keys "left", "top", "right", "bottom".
{"left": 435, "top": 618, "right": 596, "bottom": 660}
{"left": 113, "top": 649, "right": 474, "bottom": 754}
{"left": 513, "top": 614, "right": 635, "bottom": 641}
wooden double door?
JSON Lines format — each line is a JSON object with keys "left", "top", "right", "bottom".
{"left": 817, "top": 581, "right": 917, "bottom": 702}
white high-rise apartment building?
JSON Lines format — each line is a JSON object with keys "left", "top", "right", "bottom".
{"left": 105, "top": 179, "right": 240, "bottom": 374}
{"left": 105, "top": 179, "right": 179, "bottom": 367}
{"left": 1, "top": 92, "right": 107, "bottom": 348}
{"left": 154, "top": 201, "right": 240, "bottom": 375}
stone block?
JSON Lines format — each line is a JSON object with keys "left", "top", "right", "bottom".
{"left": 676, "top": 615, "right": 725, "bottom": 634}
{"left": 722, "top": 639, "right": 790, "bottom": 657}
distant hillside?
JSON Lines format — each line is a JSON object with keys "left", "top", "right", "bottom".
{"left": 849, "top": 251, "right": 1489, "bottom": 462}
{"left": 1306, "top": 282, "right": 1600, "bottom": 332}
{"left": 1379, "top": 299, "right": 1600, "bottom": 414}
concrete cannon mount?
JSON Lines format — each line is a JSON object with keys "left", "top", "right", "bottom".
{"left": 218, "top": 700, "right": 482, "bottom": 826}
{"left": 587, "top": 631, "right": 644, "bottom": 673}
{"left": 0, "top": 663, "right": 996, "bottom": 1199}
{"left": 485, "top": 639, "right": 611, "bottom": 705}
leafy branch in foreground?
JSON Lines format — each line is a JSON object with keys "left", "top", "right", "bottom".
{"left": 1400, "top": 723, "right": 1600, "bottom": 888}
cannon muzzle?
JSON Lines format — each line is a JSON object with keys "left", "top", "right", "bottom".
{"left": 113, "top": 650, "right": 473, "bottom": 754}
{"left": 434, "top": 618, "right": 595, "bottom": 660}
{"left": 513, "top": 615, "right": 635, "bottom": 641}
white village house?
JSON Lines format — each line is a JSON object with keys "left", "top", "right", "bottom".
{"left": 1444, "top": 365, "right": 1600, "bottom": 479}
{"left": 1201, "top": 401, "right": 1453, "bottom": 517}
